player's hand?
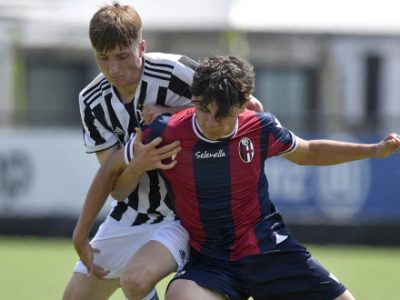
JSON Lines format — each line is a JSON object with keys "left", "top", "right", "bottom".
{"left": 140, "top": 104, "right": 165, "bottom": 124}
{"left": 132, "top": 127, "right": 181, "bottom": 171}
{"left": 375, "top": 133, "right": 400, "bottom": 157}
{"left": 245, "top": 96, "right": 264, "bottom": 112}
{"left": 73, "top": 236, "right": 110, "bottom": 279}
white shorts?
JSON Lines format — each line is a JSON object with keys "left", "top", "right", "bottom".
{"left": 73, "top": 217, "right": 189, "bottom": 278}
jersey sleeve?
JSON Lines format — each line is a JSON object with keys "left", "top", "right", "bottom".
{"left": 123, "top": 133, "right": 136, "bottom": 165}
{"left": 262, "top": 113, "right": 298, "bottom": 158}
{"left": 79, "top": 91, "right": 119, "bottom": 153}
{"left": 164, "top": 56, "right": 198, "bottom": 107}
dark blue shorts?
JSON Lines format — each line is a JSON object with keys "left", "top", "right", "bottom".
{"left": 170, "top": 248, "right": 347, "bottom": 300}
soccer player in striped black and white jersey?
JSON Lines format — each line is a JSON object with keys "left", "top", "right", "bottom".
{"left": 64, "top": 3, "right": 196, "bottom": 300}
{"left": 79, "top": 51, "right": 196, "bottom": 225}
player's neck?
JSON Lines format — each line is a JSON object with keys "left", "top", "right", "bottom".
{"left": 114, "top": 84, "right": 137, "bottom": 104}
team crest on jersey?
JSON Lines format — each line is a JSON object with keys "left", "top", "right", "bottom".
{"left": 238, "top": 137, "right": 254, "bottom": 163}
{"left": 114, "top": 127, "right": 125, "bottom": 136}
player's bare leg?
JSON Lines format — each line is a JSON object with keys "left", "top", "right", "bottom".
{"left": 62, "top": 273, "right": 119, "bottom": 300}
{"left": 166, "top": 279, "right": 226, "bottom": 300}
{"left": 120, "top": 240, "right": 177, "bottom": 300}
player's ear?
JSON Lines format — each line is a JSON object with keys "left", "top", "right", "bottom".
{"left": 139, "top": 40, "right": 146, "bottom": 56}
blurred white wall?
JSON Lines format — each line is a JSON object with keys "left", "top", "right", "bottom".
{"left": 0, "top": 128, "right": 111, "bottom": 217}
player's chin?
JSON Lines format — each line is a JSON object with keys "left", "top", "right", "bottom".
{"left": 109, "top": 77, "right": 128, "bottom": 87}
{"left": 205, "top": 132, "right": 224, "bottom": 140}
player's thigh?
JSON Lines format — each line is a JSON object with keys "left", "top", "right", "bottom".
{"left": 122, "top": 240, "right": 177, "bottom": 285}
{"left": 166, "top": 279, "right": 226, "bottom": 300}
{"left": 73, "top": 222, "right": 155, "bottom": 278}
{"left": 62, "top": 272, "right": 119, "bottom": 300}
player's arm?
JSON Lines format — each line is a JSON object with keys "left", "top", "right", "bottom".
{"left": 284, "top": 133, "right": 400, "bottom": 166}
{"left": 72, "top": 133, "right": 180, "bottom": 275}
{"left": 95, "top": 144, "right": 119, "bottom": 165}
{"left": 73, "top": 148, "right": 135, "bottom": 255}
{"left": 72, "top": 145, "right": 126, "bottom": 278}
{"left": 94, "top": 145, "right": 141, "bottom": 200}
{"left": 73, "top": 145, "right": 120, "bottom": 242}
{"left": 72, "top": 143, "right": 144, "bottom": 277}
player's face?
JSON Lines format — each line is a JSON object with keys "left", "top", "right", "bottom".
{"left": 194, "top": 98, "right": 245, "bottom": 140}
{"left": 94, "top": 40, "right": 145, "bottom": 89}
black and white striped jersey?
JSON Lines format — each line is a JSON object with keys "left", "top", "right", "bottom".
{"left": 79, "top": 52, "right": 197, "bottom": 226}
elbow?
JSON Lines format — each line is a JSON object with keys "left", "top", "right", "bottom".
{"left": 108, "top": 171, "right": 126, "bottom": 201}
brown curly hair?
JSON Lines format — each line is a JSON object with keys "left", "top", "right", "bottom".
{"left": 191, "top": 55, "right": 255, "bottom": 120}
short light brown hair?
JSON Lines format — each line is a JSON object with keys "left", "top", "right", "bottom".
{"left": 89, "top": 2, "right": 142, "bottom": 52}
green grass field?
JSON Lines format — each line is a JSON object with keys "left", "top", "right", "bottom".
{"left": 1, "top": 237, "right": 399, "bottom": 300}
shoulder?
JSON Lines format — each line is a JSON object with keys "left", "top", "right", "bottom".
{"left": 79, "top": 73, "right": 111, "bottom": 106}
{"left": 170, "top": 107, "right": 195, "bottom": 124}
{"left": 239, "top": 109, "right": 277, "bottom": 124}
{"left": 147, "top": 107, "right": 193, "bottom": 133}
{"left": 144, "top": 53, "right": 198, "bottom": 73}
{"left": 238, "top": 110, "right": 291, "bottom": 139}
{"left": 249, "top": 110, "right": 282, "bottom": 127}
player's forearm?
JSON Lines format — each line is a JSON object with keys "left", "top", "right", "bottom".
{"left": 299, "top": 139, "right": 378, "bottom": 165}
{"left": 287, "top": 134, "right": 400, "bottom": 166}
{"left": 73, "top": 159, "right": 121, "bottom": 241}
{"left": 74, "top": 174, "right": 114, "bottom": 240}
{"left": 111, "top": 165, "right": 142, "bottom": 201}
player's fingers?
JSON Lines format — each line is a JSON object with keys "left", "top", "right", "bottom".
{"left": 86, "top": 260, "right": 95, "bottom": 276}
{"left": 92, "top": 247, "right": 101, "bottom": 254}
{"left": 158, "top": 159, "right": 178, "bottom": 170}
{"left": 381, "top": 134, "right": 400, "bottom": 157}
{"left": 133, "top": 127, "right": 162, "bottom": 149}
{"left": 158, "top": 146, "right": 182, "bottom": 161}
{"left": 142, "top": 106, "right": 161, "bottom": 124}
{"left": 155, "top": 140, "right": 181, "bottom": 154}
{"left": 142, "top": 136, "right": 163, "bottom": 152}
{"left": 392, "top": 133, "right": 400, "bottom": 146}
{"left": 387, "top": 133, "right": 400, "bottom": 142}
{"left": 91, "top": 264, "right": 110, "bottom": 279}
{"left": 133, "top": 127, "right": 143, "bottom": 143}
{"left": 141, "top": 112, "right": 153, "bottom": 124}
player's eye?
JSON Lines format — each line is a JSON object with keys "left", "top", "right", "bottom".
{"left": 97, "top": 55, "right": 108, "bottom": 61}
{"left": 199, "top": 108, "right": 210, "bottom": 113}
{"left": 118, "top": 54, "right": 129, "bottom": 60}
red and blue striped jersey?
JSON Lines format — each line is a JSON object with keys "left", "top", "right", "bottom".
{"left": 125, "top": 108, "right": 302, "bottom": 261}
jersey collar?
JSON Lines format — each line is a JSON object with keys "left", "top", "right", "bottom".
{"left": 192, "top": 114, "right": 238, "bottom": 143}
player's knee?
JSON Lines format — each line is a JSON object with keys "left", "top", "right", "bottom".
{"left": 62, "top": 278, "right": 84, "bottom": 300}
{"left": 62, "top": 284, "right": 88, "bottom": 300}
{"left": 120, "top": 268, "right": 154, "bottom": 298}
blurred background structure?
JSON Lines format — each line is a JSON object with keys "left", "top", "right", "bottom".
{"left": 0, "top": 0, "right": 399, "bottom": 244}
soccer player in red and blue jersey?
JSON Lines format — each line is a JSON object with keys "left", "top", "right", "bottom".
{"left": 86, "top": 55, "right": 400, "bottom": 300}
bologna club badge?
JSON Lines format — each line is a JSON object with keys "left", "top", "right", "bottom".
{"left": 238, "top": 137, "right": 254, "bottom": 163}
